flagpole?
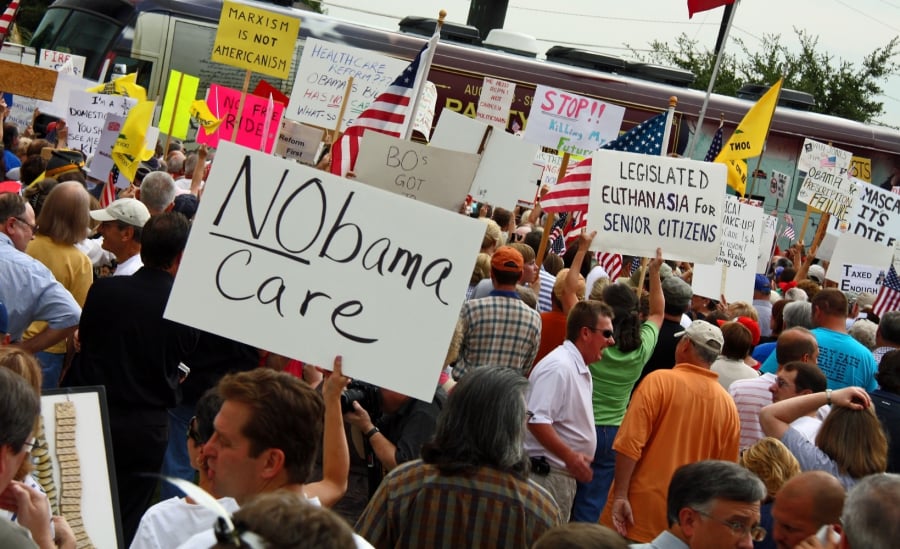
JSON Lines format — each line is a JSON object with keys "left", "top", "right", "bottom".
{"left": 685, "top": 0, "right": 739, "bottom": 159}
{"left": 661, "top": 96, "right": 677, "bottom": 157}
{"left": 404, "top": 10, "right": 444, "bottom": 141}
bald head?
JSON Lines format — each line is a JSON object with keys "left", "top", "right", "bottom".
{"left": 775, "top": 327, "right": 819, "bottom": 366}
{"left": 778, "top": 471, "right": 844, "bottom": 524}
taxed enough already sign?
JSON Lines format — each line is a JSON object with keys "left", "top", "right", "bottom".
{"left": 165, "top": 141, "right": 485, "bottom": 401}
{"left": 587, "top": 150, "right": 727, "bottom": 263}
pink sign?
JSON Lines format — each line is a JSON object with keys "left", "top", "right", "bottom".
{"left": 197, "top": 84, "right": 284, "bottom": 152}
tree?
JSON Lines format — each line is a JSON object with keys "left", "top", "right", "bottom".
{"left": 631, "top": 29, "right": 900, "bottom": 125}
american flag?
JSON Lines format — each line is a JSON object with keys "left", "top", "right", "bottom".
{"left": 100, "top": 165, "right": 119, "bottom": 208}
{"left": 0, "top": 1, "right": 19, "bottom": 45}
{"left": 704, "top": 125, "right": 724, "bottom": 162}
{"left": 820, "top": 155, "right": 836, "bottom": 169}
{"left": 781, "top": 213, "right": 795, "bottom": 241}
{"left": 331, "top": 33, "right": 437, "bottom": 177}
{"left": 597, "top": 251, "right": 623, "bottom": 281}
{"left": 564, "top": 210, "right": 587, "bottom": 247}
{"left": 539, "top": 112, "right": 669, "bottom": 214}
{"left": 872, "top": 265, "right": 900, "bottom": 317}
{"left": 548, "top": 213, "right": 569, "bottom": 255}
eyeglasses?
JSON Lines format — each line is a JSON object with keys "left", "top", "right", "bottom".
{"left": 22, "top": 438, "right": 46, "bottom": 452}
{"left": 586, "top": 327, "right": 615, "bottom": 339}
{"left": 13, "top": 217, "right": 37, "bottom": 234}
{"left": 691, "top": 508, "right": 767, "bottom": 542}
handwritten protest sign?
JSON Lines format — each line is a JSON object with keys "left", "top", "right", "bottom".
{"left": 66, "top": 90, "right": 137, "bottom": 157}
{"left": 850, "top": 156, "right": 871, "bottom": 182}
{"left": 826, "top": 234, "right": 894, "bottom": 282}
{"left": 211, "top": 0, "right": 299, "bottom": 79}
{"left": 197, "top": 83, "right": 284, "bottom": 151}
{"left": 286, "top": 39, "right": 407, "bottom": 130}
{"left": 36, "top": 73, "right": 98, "bottom": 118}
{"left": 536, "top": 151, "right": 565, "bottom": 186}
{"left": 38, "top": 49, "right": 86, "bottom": 76}
{"left": 87, "top": 114, "right": 125, "bottom": 185}
{"left": 770, "top": 170, "right": 790, "bottom": 201}
{"left": 165, "top": 141, "right": 484, "bottom": 401}
{"left": 586, "top": 150, "right": 727, "bottom": 263}
{"left": 274, "top": 119, "right": 323, "bottom": 164}
{"left": 691, "top": 196, "right": 764, "bottom": 302}
{"left": 796, "top": 138, "right": 856, "bottom": 220}
{"left": 0, "top": 59, "right": 58, "bottom": 101}
{"left": 7, "top": 95, "right": 37, "bottom": 130}
{"left": 354, "top": 132, "right": 479, "bottom": 211}
{"left": 757, "top": 214, "right": 778, "bottom": 273}
{"left": 476, "top": 77, "right": 515, "bottom": 129}
{"left": 819, "top": 178, "right": 900, "bottom": 262}
{"left": 412, "top": 81, "right": 438, "bottom": 141}
{"left": 523, "top": 85, "right": 625, "bottom": 155}
{"left": 431, "top": 110, "right": 541, "bottom": 207}
{"left": 839, "top": 264, "right": 885, "bottom": 295}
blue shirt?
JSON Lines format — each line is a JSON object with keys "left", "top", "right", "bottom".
{"left": 0, "top": 233, "right": 81, "bottom": 341}
{"left": 760, "top": 327, "right": 877, "bottom": 391}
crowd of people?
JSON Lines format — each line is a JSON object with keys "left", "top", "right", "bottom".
{"left": 0, "top": 101, "right": 898, "bottom": 549}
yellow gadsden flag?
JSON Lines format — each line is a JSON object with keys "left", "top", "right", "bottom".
{"left": 190, "top": 99, "right": 223, "bottom": 135}
{"left": 715, "top": 78, "right": 783, "bottom": 194}
{"left": 112, "top": 100, "right": 156, "bottom": 181}
{"left": 87, "top": 72, "right": 148, "bottom": 102}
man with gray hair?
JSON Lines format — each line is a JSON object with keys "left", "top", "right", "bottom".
{"left": 631, "top": 460, "right": 767, "bottom": 549}
{"left": 834, "top": 473, "right": 900, "bottom": 549}
{"left": 873, "top": 310, "right": 900, "bottom": 364}
{"left": 138, "top": 171, "right": 177, "bottom": 216}
{"left": 600, "top": 320, "right": 740, "bottom": 543}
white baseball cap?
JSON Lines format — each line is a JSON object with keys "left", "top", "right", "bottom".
{"left": 90, "top": 198, "right": 150, "bottom": 227}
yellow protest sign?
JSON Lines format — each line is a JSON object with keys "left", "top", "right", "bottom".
{"left": 211, "top": 0, "right": 300, "bottom": 79}
{"left": 850, "top": 156, "right": 871, "bottom": 182}
{"left": 159, "top": 70, "right": 200, "bottom": 140}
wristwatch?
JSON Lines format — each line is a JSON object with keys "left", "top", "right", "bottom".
{"left": 364, "top": 426, "right": 380, "bottom": 440}
{"left": 825, "top": 389, "right": 832, "bottom": 406}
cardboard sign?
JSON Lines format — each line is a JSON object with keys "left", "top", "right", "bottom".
{"left": 211, "top": 0, "right": 299, "bottom": 79}
{"left": 692, "top": 196, "right": 764, "bottom": 303}
{"left": 88, "top": 114, "right": 126, "bottom": 185}
{"left": 850, "top": 156, "right": 872, "bottom": 182}
{"left": 0, "top": 59, "right": 59, "bottom": 101}
{"left": 536, "top": 151, "right": 564, "bottom": 186}
{"left": 431, "top": 110, "right": 540, "bottom": 208}
{"left": 770, "top": 170, "right": 790, "bottom": 201}
{"left": 286, "top": 38, "right": 407, "bottom": 130}
{"left": 38, "top": 49, "right": 86, "bottom": 76}
{"left": 66, "top": 91, "right": 137, "bottom": 157}
{"left": 838, "top": 264, "right": 885, "bottom": 295}
{"left": 796, "top": 138, "right": 857, "bottom": 220}
{"left": 842, "top": 180, "right": 900, "bottom": 248}
{"left": 411, "top": 81, "right": 438, "bottom": 141}
{"left": 274, "top": 119, "right": 323, "bottom": 164}
{"left": 586, "top": 150, "right": 727, "bottom": 263}
{"left": 826, "top": 234, "right": 894, "bottom": 282}
{"left": 354, "top": 132, "right": 479, "bottom": 211}
{"left": 197, "top": 83, "right": 284, "bottom": 152}
{"left": 7, "top": 95, "right": 37, "bottom": 130}
{"left": 757, "top": 214, "right": 778, "bottom": 273}
{"left": 164, "top": 142, "right": 484, "bottom": 401}
{"left": 523, "top": 84, "right": 625, "bottom": 155}
{"left": 36, "top": 73, "right": 98, "bottom": 118}
{"left": 476, "top": 77, "right": 515, "bottom": 129}
{"left": 159, "top": 70, "right": 200, "bottom": 140}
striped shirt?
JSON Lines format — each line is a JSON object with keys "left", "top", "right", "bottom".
{"left": 729, "top": 373, "right": 775, "bottom": 450}
{"left": 452, "top": 294, "right": 542, "bottom": 380}
{"left": 356, "top": 460, "right": 561, "bottom": 548}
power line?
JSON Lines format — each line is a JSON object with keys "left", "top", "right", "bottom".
{"left": 831, "top": 0, "right": 900, "bottom": 32}
{"left": 507, "top": 4, "right": 708, "bottom": 26}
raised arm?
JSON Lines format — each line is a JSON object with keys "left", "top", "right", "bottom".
{"left": 760, "top": 386, "right": 871, "bottom": 440}
{"left": 646, "top": 248, "right": 665, "bottom": 328}
{"left": 562, "top": 230, "right": 595, "bottom": 310}
{"left": 306, "top": 356, "right": 351, "bottom": 507}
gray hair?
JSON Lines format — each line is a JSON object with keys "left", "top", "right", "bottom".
{"left": 140, "top": 171, "right": 177, "bottom": 213}
{"left": 848, "top": 319, "right": 878, "bottom": 350}
{"left": 0, "top": 368, "right": 40, "bottom": 452}
{"left": 691, "top": 340, "right": 720, "bottom": 365}
{"left": 667, "top": 460, "right": 766, "bottom": 526}
{"left": 782, "top": 301, "right": 813, "bottom": 329}
{"left": 879, "top": 311, "right": 900, "bottom": 345}
{"left": 841, "top": 473, "right": 900, "bottom": 549}
{"left": 183, "top": 152, "right": 200, "bottom": 176}
{"left": 784, "top": 287, "right": 808, "bottom": 301}
{"left": 421, "top": 366, "right": 530, "bottom": 476}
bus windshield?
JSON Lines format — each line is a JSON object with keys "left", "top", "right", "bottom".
{"left": 30, "top": 8, "right": 125, "bottom": 78}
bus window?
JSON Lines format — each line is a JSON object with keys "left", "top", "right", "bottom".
{"left": 30, "top": 9, "right": 124, "bottom": 78}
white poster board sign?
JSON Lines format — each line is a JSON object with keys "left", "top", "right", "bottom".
{"left": 796, "top": 138, "right": 857, "bottom": 220}
{"left": 354, "top": 132, "right": 479, "bottom": 211}
{"left": 476, "top": 76, "right": 515, "bottom": 129}
{"left": 523, "top": 84, "right": 625, "bottom": 155}
{"left": 838, "top": 264, "right": 886, "bottom": 295}
{"left": 7, "top": 95, "right": 37, "bottom": 130}
{"left": 826, "top": 234, "right": 895, "bottom": 282}
{"left": 38, "top": 49, "right": 87, "bottom": 76}
{"left": 692, "top": 196, "right": 764, "bottom": 303}
{"left": 537, "top": 151, "right": 565, "bottom": 186}
{"left": 165, "top": 142, "right": 484, "bottom": 401}
{"left": 431, "top": 110, "right": 540, "bottom": 208}
{"left": 66, "top": 90, "right": 137, "bottom": 157}
{"left": 586, "top": 150, "right": 727, "bottom": 263}
{"left": 411, "top": 81, "right": 437, "bottom": 141}
{"left": 770, "top": 170, "right": 791, "bottom": 201}
{"left": 35, "top": 73, "right": 98, "bottom": 119}
{"left": 274, "top": 119, "right": 324, "bottom": 164}
{"left": 757, "top": 214, "right": 778, "bottom": 273}
{"left": 87, "top": 114, "right": 125, "bottom": 184}
{"left": 817, "top": 180, "right": 900, "bottom": 261}
{"left": 286, "top": 38, "right": 408, "bottom": 131}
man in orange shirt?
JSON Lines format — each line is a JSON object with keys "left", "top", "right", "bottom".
{"left": 600, "top": 320, "right": 741, "bottom": 543}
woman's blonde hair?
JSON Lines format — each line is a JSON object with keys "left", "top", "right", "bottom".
{"left": 740, "top": 437, "right": 801, "bottom": 499}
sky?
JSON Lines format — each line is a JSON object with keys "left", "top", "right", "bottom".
{"left": 320, "top": 0, "right": 900, "bottom": 129}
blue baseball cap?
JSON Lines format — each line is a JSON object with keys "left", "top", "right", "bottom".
{"left": 755, "top": 274, "right": 771, "bottom": 294}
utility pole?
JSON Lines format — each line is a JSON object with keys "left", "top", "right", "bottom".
{"left": 466, "top": 0, "right": 509, "bottom": 41}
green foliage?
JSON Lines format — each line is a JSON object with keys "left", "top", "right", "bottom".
{"left": 631, "top": 29, "right": 900, "bottom": 124}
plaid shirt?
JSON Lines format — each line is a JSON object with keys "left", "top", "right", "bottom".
{"left": 356, "top": 460, "right": 561, "bottom": 548}
{"left": 452, "top": 294, "right": 542, "bottom": 380}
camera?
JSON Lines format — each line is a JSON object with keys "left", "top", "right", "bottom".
{"left": 340, "top": 380, "right": 382, "bottom": 418}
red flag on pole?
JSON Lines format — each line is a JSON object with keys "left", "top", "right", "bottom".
{"left": 687, "top": 0, "right": 734, "bottom": 18}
